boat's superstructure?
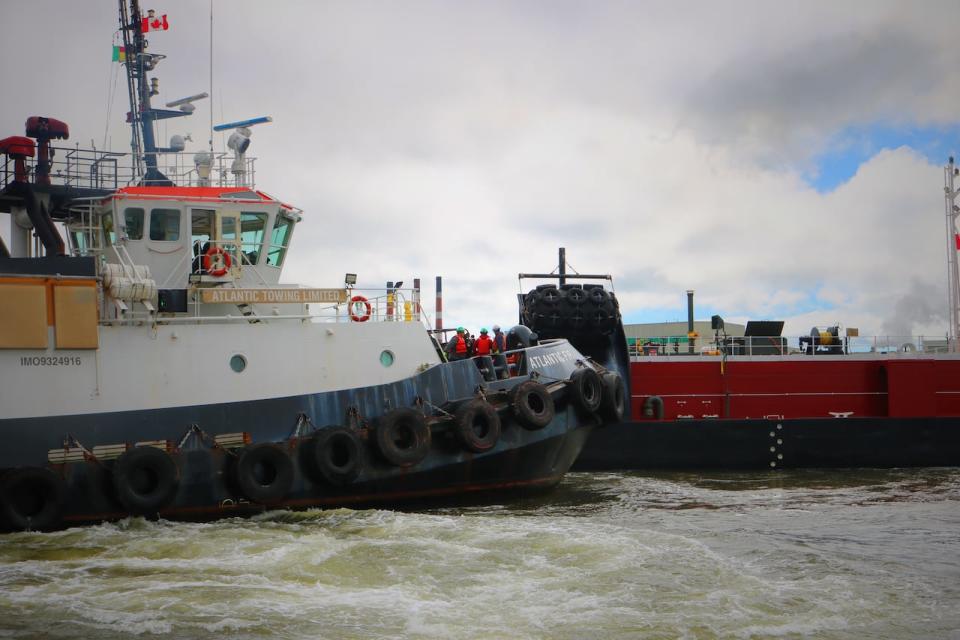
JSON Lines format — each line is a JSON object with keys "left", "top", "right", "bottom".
{"left": 0, "top": 2, "right": 624, "bottom": 531}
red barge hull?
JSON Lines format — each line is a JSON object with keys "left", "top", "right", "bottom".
{"left": 574, "top": 355, "right": 960, "bottom": 470}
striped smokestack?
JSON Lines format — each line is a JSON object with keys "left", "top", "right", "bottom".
{"left": 435, "top": 276, "right": 443, "bottom": 332}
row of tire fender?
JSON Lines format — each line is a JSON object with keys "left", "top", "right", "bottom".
{"left": 0, "top": 372, "right": 625, "bottom": 531}
{"left": 522, "top": 284, "right": 620, "bottom": 333}
{"left": 373, "top": 381, "right": 557, "bottom": 465}
{"left": 0, "top": 393, "right": 535, "bottom": 530}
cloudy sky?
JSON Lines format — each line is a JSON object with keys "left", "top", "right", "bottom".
{"left": 2, "top": 1, "right": 959, "bottom": 341}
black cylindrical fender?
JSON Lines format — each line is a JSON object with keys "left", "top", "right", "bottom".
{"left": 509, "top": 380, "right": 556, "bottom": 430}
{"left": 112, "top": 446, "right": 180, "bottom": 516}
{"left": 234, "top": 443, "right": 295, "bottom": 504}
{"left": 600, "top": 372, "right": 626, "bottom": 422}
{"left": 375, "top": 408, "right": 431, "bottom": 467}
{"left": 0, "top": 467, "right": 66, "bottom": 531}
{"left": 454, "top": 399, "right": 502, "bottom": 452}
{"left": 570, "top": 367, "right": 603, "bottom": 414}
{"left": 302, "top": 427, "right": 365, "bottom": 485}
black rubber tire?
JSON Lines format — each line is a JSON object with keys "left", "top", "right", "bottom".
{"left": 0, "top": 467, "right": 66, "bottom": 531}
{"left": 302, "top": 427, "right": 365, "bottom": 485}
{"left": 536, "top": 286, "right": 561, "bottom": 308}
{"left": 536, "top": 308, "right": 564, "bottom": 329}
{"left": 522, "top": 292, "right": 539, "bottom": 325}
{"left": 510, "top": 380, "right": 556, "bottom": 430}
{"left": 587, "top": 307, "right": 614, "bottom": 333}
{"left": 570, "top": 367, "right": 603, "bottom": 414}
{"left": 600, "top": 372, "right": 626, "bottom": 422}
{"left": 234, "top": 443, "right": 295, "bottom": 505}
{"left": 454, "top": 399, "right": 502, "bottom": 453}
{"left": 587, "top": 287, "right": 610, "bottom": 305}
{"left": 563, "top": 286, "right": 587, "bottom": 306}
{"left": 565, "top": 306, "right": 588, "bottom": 331}
{"left": 113, "top": 446, "right": 180, "bottom": 516}
{"left": 375, "top": 408, "right": 431, "bottom": 467}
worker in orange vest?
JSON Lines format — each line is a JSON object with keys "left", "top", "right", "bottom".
{"left": 474, "top": 328, "right": 494, "bottom": 356}
{"left": 446, "top": 327, "right": 469, "bottom": 361}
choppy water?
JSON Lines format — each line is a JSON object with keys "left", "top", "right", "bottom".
{"left": 1, "top": 470, "right": 959, "bottom": 639}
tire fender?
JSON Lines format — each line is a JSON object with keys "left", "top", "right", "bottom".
{"left": 570, "top": 367, "right": 602, "bottom": 414}
{"left": 113, "top": 446, "right": 180, "bottom": 516}
{"left": 0, "top": 467, "right": 66, "bottom": 531}
{"left": 599, "top": 372, "right": 626, "bottom": 422}
{"left": 509, "top": 380, "right": 556, "bottom": 430}
{"left": 234, "top": 443, "right": 295, "bottom": 505}
{"left": 454, "top": 399, "right": 502, "bottom": 453}
{"left": 375, "top": 408, "right": 431, "bottom": 467}
{"left": 302, "top": 427, "right": 365, "bottom": 485}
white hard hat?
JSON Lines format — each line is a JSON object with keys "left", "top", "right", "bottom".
{"left": 492, "top": 325, "right": 501, "bottom": 331}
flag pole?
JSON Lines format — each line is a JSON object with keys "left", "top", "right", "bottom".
{"left": 209, "top": 0, "right": 214, "bottom": 157}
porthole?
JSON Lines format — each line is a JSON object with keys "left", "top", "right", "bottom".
{"left": 379, "top": 350, "right": 395, "bottom": 367}
{"left": 230, "top": 354, "right": 247, "bottom": 373}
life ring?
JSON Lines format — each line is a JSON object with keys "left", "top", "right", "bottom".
{"left": 0, "top": 467, "right": 66, "bottom": 531}
{"left": 202, "top": 245, "right": 232, "bottom": 277}
{"left": 569, "top": 367, "right": 602, "bottom": 414}
{"left": 375, "top": 408, "right": 431, "bottom": 467}
{"left": 454, "top": 399, "right": 501, "bottom": 452}
{"left": 509, "top": 380, "right": 555, "bottom": 430}
{"left": 349, "top": 295, "right": 372, "bottom": 322}
{"left": 112, "top": 446, "right": 180, "bottom": 516}
{"left": 599, "top": 372, "right": 626, "bottom": 422}
{"left": 301, "top": 427, "right": 365, "bottom": 485}
{"left": 233, "top": 443, "right": 295, "bottom": 504}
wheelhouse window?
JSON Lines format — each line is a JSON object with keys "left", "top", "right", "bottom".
{"left": 102, "top": 212, "right": 115, "bottom": 247}
{"left": 190, "top": 209, "right": 214, "bottom": 253}
{"left": 124, "top": 208, "right": 144, "bottom": 240}
{"left": 149, "top": 209, "right": 181, "bottom": 241}
{"left": 241, "top": 212, "right": 267, "bottom": 266}
{"left": 266, "top": 215, "right": 294, "bottom": 267}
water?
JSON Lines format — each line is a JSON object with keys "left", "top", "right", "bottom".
{"left": 1, "top": 470, "right": 958, "bottom": 639}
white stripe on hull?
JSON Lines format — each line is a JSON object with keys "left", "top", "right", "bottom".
{"left": 0, "top": 320, "right": 441, "bottom": 419}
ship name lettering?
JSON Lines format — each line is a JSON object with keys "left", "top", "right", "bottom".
{"left": 528, "top": 349, "right": 575, "bottom": 369}
{"left": 202, "top": 288, "right": 346, "bottom": 304}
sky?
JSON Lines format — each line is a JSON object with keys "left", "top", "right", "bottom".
{"left": 2, "top": 0, "right": 959, "bottom": 342}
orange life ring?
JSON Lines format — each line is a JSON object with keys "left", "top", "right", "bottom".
{"left": 349, "top": 295, "right": 371, "bottom": 322}
{"left": 203, "top": 246, "right": 232, "bottom": 277}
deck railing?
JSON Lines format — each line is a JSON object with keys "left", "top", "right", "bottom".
{"left": 1, "top": 145, "right": 257, "bottom": 191}
{"left": 630, "top": 334, "right": 954, "bottom": 357}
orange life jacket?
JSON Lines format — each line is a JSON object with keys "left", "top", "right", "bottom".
{"left": 454, "top": 335, "right": 467, "bottom": 354}
{"left": 474, "top": 334, "right": 493, "bottom": 355}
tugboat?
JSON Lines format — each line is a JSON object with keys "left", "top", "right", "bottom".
{"left": 0, "top": 1, "right": 622, "bottom": 532}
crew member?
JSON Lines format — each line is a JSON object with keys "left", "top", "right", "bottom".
{"left": 446, "top": 327, "right": 469, "bottom": 361}
{"left": 492, "top": 325, "right": 509, "bottom": 379}
{"left": 492, "top": 325, "right": 507, "bottom": 353}
{"left": 474, "top": 328, "right": 494, "bottom": 356}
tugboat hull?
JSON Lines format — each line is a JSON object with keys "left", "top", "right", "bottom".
{"left": 0, "top": 338, "right": 608, "bottom": 531}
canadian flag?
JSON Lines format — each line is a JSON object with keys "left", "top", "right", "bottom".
{"left": 141, "top": 10, "right": 169, "bottom": 33}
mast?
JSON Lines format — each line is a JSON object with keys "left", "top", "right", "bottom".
{"left": 118, "top": 0, "right": 190, "bottom": 185}
{"left": 118, "top": 0, "right": 143, "bottom": 182}
{"left": 945, "top": 157, "right": 960, "bottom": 352}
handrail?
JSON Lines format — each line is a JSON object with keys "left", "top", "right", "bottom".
{"left": 630, "top": 334, "right": 956, "bottom": 357}
{"left": 2, "top": 144, "right": 259, "bottom": 191}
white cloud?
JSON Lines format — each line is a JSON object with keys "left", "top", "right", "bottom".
{"left": 2, "top": 0, "right": 958, "bottom": 341}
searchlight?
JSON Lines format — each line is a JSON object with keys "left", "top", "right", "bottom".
{"left": 214, "top": 116, "right": 272, "bottom": 185}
